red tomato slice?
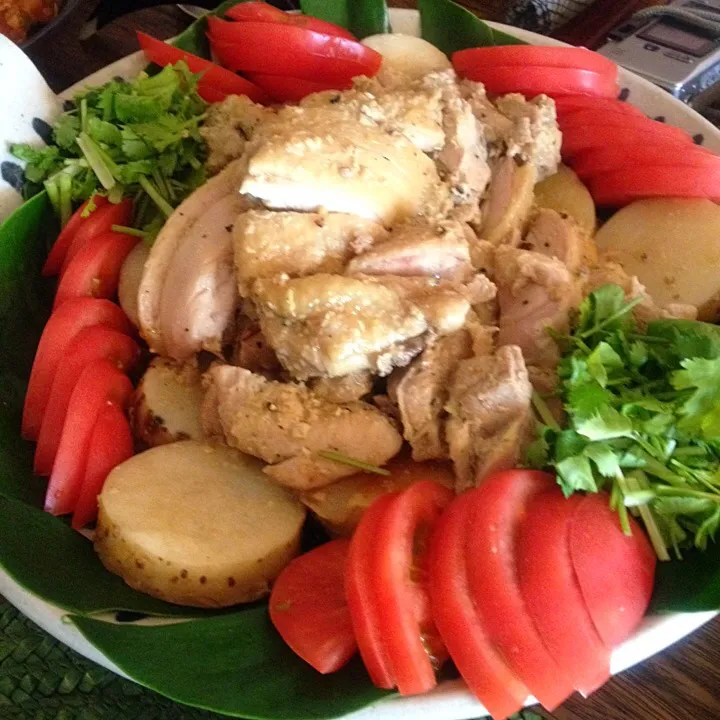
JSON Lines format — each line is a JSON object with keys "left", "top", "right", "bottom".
{"left": 245, "top": 72, "right": 353, "bottom": 103}
{"left": 207, "top": 19, "right": 381, "bottom": 82}
{"left": 453, "top": 65, "right": 618, "bottom": 99}
{"left": 60, "top": 199, "right": 133, "bottom": 277}
{"left": 45, "top": 359, "right": 133, "bottom": 516}
{"left": 554, "top": 96, "right": 644, "bottom": 118}
{"left": 270, "top": 539, "right": 357, "bottom": 674}
{"left": 346, "top": 493, "right": 397, "bottom": 689}
{"left": 453, "top": 46, "right": 616, "bottom": 77}
{"left": 464, "top": 470, "right": 574, "bottom": 710}
{"left": 588, "top": 164, "right": 720, "bottom": 206}
{"left": 34, "top": 326, "right": 139, "bottom": 476}
{"left": 371, "top": 481, "right": 453, "bottom": 695}
{"left": 571, "top": 142, "right": 717, "bottom": 179}
{"left": 54, "top": 231, "right": 139, "bottom": 309}
{"left": 71, "top": 403, "right": 133, "bottom": 529}
{"left": 225, "top": 2, "right": 356, "bottom": 40}
{"left": 42, "top": 195, "right": 109, "bottom": 277}
{"left": 136, "top": 31, "right": 270, "bottom": 105}
{"left": 570, "top": 494, "right": 657, "bottom": 648}
{"left": 516, "top": 490, "right": 610, "bottom": 696}
{"left": 429, "top": 492, "right": 528, "bottom": 719}
{"left": 559, "top": 112, "right": 693, "bottom": 145}
{"left": 22, "top": 298, "right": 132, "bottom": 440}
{"left": 561, "top": 126, "right": 693, "bottom": 160}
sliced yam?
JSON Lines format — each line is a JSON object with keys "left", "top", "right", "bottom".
{"left": 130, "top": 358, "right": 205, "bottom": 448}
{"left": 118, "top": 241, "right": 150, "bottom": 328}
{"left": 533, "top": 164, "right": 596, "bottom": 238}
{"left": 95, "top": 441, "right": 307, "bottom": 607}
{"left": 361, "top": 34, "right": 451, "bottom": 85}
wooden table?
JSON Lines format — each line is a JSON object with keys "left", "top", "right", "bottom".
{"left": 20, "top": 2, "right": 720, "bottom": 719}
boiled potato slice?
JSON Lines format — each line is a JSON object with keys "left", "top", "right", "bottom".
{"left": 534, "top": 164, "right": 597, "bottom": 237}
{"left": 361, "top": 33, "right": 451, "bottom": 84}
{"left": 130, "top": 357, "right": 204, "bottom": 447}
{"left": 595, "top": 199, "right": 720, "bottom": 321}
{"left": 95, "top": 441, "right": 306, "bottom": 607}
{"left": 118, "top": 242, "right": 149, "bottom": 327}
{"left": 300, "top": 459, "right": 455, "bottom": 537}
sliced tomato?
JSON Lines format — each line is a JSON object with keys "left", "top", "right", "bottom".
{"left": 71, "top": 403, "right": 133, "bottom": 529}
{"left": 428, "top": 492, "right": 527, "bottom": 719}
{"left": 60, "top": 198, "right": 133, "bottom": 276}
{"left": 44, "top": 359, "right": 133, "bottom": 516}
{"left": 207, "top": 19, "right": 381, "bottom": 82}
{"left": 453, "top": 46, "right": 616, "bottom": 77}
{"left": 136, "top": 31, "right": 270, "bottom": 105}
{"left": 270, "top": 539, "right": 357, "bottom": 674}
{"left": 559, "top": 112, "right": 693, "bottom": 144}
{"left": 54, "top": 231, "right": 139, "bottom": 309}
{"left": 42, "top": 195, "right": 109, "bottom": 277}
{"left": 22, "top": 298, "right": 132, "bottom": 440}
{"left": 33, "top": 326, "right": 139, "bottom": 476}
{"left": 516, "top": 490, "right": 610, "bottom": 696}
{"left": 554, "top": 96, "right": 644, "bottom": 118}
{"left": 452, "top": 65, "right": 618, "bottom": 99}
{"left": 245, "top": 72, "right": 353, "bottom": 103}
{"left": 561, "top": 126, "right": 693, "bottom": 160}
{"left": 570, "top": 494, "right": 657, "bottom": 648}
{"left": 225, "top": 2, "right": 356, "bottom": 40}
{"left": 588, "top": 164, "right": 720, "bottom": 206}
{"left": 464, "top": 470, "right": 574, "bottom": 710}
{"left": 571, "top": 142, "right": 718, "bottom": 179}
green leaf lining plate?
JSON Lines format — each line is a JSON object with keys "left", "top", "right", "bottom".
{"left": 1, "top": 6, "right": 720, "bottom": 719}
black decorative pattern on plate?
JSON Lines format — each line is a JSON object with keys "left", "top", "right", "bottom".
{"left": 693, "top": 133, "right": 705, "bottom": 145}
{"left": 618, "top": 87, "right": 630, "bottom": 102}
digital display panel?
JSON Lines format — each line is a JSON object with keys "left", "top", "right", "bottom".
{"left": 639, "top": 19, "right": 717, "bottom": 56}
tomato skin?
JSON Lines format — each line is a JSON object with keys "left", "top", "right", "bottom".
{"left": 345, "top": 493, "right": 397, "bottom": 689}
{"left": 270, "top": 539, "right": 357, "bottom": 674}
{"left": 225, "top": 2, "right": 356, "bottom": 40}
{"left": 516, "top": 490, "right": 610, "bottom": 696}
{"left": 33, "top": 326, "right": 139, "bottom": 476}
{"left": 559, "top": 114, "right": 692, "bottom": 149}
{"left": 560, "top": 126, "right": 692, "bottom": 160}
{"left": 42, "top": 195, "right": 109, "bottom": 277}
{"left": 464, "top": 471, "right": 574, "bottom": 711}
{"left": 22, "top": 298, "right": 132, "bottom": 440}
{"left": 207, "top": 19, "right": 381, "bottom": 82}
{"left": 44, "top": 359, "right": 133, "bottom": 516}
{"left": 245, "top": 73, "right": 353, "bottom": 103}
{"left": 569, "top": 494, "right": 656, "bottom": 648}
{"left": 136, "top": 31, "right": 270, "bottom": 105}
{"left": 429, "top": 492, "right": 528, "bottom": 720}
{"left": 60, "top": 199, "right": 133, "bottom": 277}
{"left": 554, "top": 96, "right": 644, "bottom": 118}
{"left": 371, "top": 481, "right": 453, "bottom": 695}
{"left": 54, "top": 231, "right": 139, "bottom": 309}
{"left": 71, "top": 403, "right": 133, "bottom": 529}
{"left": 453, "top": 65, "right": 617, "bottom": 99}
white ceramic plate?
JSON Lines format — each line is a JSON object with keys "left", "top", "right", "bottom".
{"left": 1, "top": 8, "right": 719, "bottom": 719}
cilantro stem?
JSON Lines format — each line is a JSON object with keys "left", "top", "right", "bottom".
{"left": 531, "top": 391, "right": 560, "bottom": 431}
{"left": 654, "top": 486, "right": 720, "bottom": 502}
{"left": 58, "top": 172, "right": 72, "bottom": 227}
{"left": 76, "top": 132, "right": 115, "bottom": 190}
{"left": 138, "top": 175, "right": 174, "bottom": 218}
{"left": 626, "top": 472, "right": 671, "bottom": 561}
{"left": 111, "top": 224, "right": 147, "bottom": 238}
{"left": 317, "top": 451, "right": 390, "bottom": 476}
{"left": 578, "top": 296, "right": 645, "bottom": 339}
{"left": 44, "top": 179, "right": 60, "bottom": 217}
{"left": 80, "top": 98, "right": 88, "bottom": 134}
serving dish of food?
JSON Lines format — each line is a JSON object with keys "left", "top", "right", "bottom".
{"left": 2, "top": 1, "right": 720, "bottom": 718}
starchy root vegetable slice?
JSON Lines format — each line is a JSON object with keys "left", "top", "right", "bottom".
{"left": 22, "top": 298, "right": 132, "bottom": 440}
{"left": 42, "top": 195, "right": 109, "bottom": 276}
{"left": 569, "top": 494, "right": 656, "bottom": 648}
{"left": 72, "top": 403, "right": 133, "bottom": 529}
{"left": 464, "top": 471, "right": 575, "bottom": 710}
{"left": 95, "top": 441, "right": 306, "bottom": 607}
{"left": 361, "top": 33, "right": 451, "bottom": 83}
{"left": 533, "top": 164, "right": 596, "bottom": 236}
{"left": 118, "top": 241, "right": 149, "bottom": 327}
{"left": 429, "top": 492, "right": 528, "bottom": 719}
{"left": 34, "top": 326, "right": 139, "bottom": 476}
{"left": 270, "top": 539, "right": 357, "bottom": 674}
{"left": 130, "top": 357, "right": 205, "bottom": 447}
{"left": 516, "top": 491, "right": 610, "bottom": 696}
{"left": 45, "top": 359, "right": 133, "bottom": 516}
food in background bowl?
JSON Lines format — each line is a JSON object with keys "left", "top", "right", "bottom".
{"left": 1, "top": 0, "right": 57, "bottom": 43}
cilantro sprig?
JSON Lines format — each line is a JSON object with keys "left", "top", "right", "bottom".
{"left": 11, "top": 62, "right": 208, "bottom": 239}
{"left": 530, "top": 285, "right": 720, "bottom": 560}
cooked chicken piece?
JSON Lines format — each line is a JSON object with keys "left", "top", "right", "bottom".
{"left": 446, "top": 345, "right": 534, "bottom": 492}
{"left": 393, "top": 330, "right": 474, "bottom": 461}
{"left": 458, "top": 79, "right": 515, "bottom": 149}
{"left": 309, "top": 372, "right": 374, "bottom": 403}
{"left": 252, "top": 274, "right": 428, "bottom": 379}
{"left": 478, "top": 156, "right": 537, "bottom": 246}
{"left": 201, "top": 95, "right": 271, "bottom": 174}
{"left": 137, "top": 159, "right": 249, "bottom": 359}
{"left": 346, "top": 219, "right": 474, "bottom": 280}
{"left": 233, "top": 323, "right": 281, "bottom": 376}
{"left": 521, "top": 208, "right": 589, "bottom": 274}
{"left": 234, "top": 209, "right": 387, "bottom": 295}
{"left": 202, "top": 365, "right": 402, "bottom": 489}
{"left": 241, "top": 103, "right": 447, "bottom": 224}
{"left": 304, "top": 79, "right": 446, "bottom": 153}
